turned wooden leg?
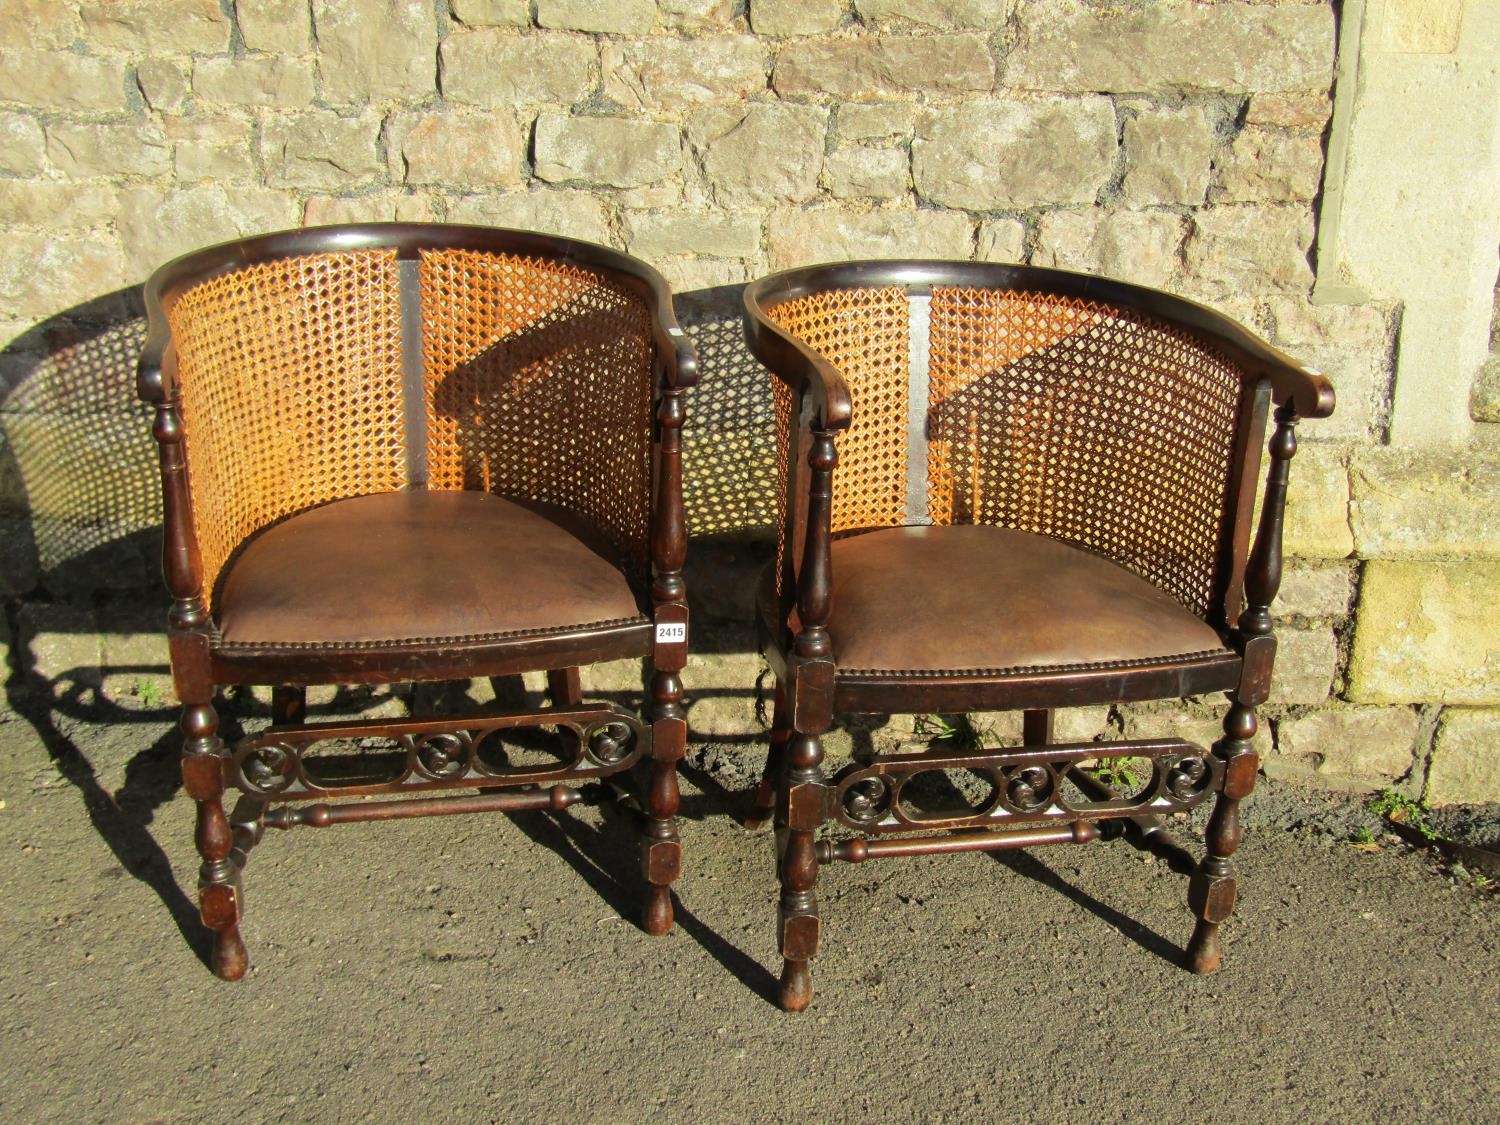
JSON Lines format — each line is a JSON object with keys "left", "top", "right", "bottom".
{"left": 180, "top": 697, "right": 248, "bottom": 980}
{"left": 642, "top": 667, "right": 684, "bottom": 936}
{"left": 1186, "top": 701, "right": 1259, "bottom": 974}
{"left": 777, "top": 729, "right": 826, "bottom": 1012}
{"left": 546, "top": 667, "right": 582, "bottom": 708}
{"left": 746, "top": 680, "right": 789, "bottom": 831}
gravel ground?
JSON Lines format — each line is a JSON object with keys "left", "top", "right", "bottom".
{"left": 1, "top": 686, "right": 1496, "bottom": 1124}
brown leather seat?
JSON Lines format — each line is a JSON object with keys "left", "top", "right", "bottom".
{"left": 216, "top": 491, "right": 646, "bottom": 647}
{"left": 828, "top": 525, "right": 1228, "bottom": 676}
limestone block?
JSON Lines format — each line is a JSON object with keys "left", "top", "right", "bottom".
{"left": 1270, "top": 706, "right": 1417, "bottom": 792}
{"left": 1350, "top": 446, "right": 1500, "bottom": 560}
{"left": 238, "top": 0, "right": 314, "bottom": 53}
{"left": 622, "top": 211, "right": 760, "bottom": 259}
{"left": 1181, "top": 204, "right": 1315, "bottom": 298}
{"left": 825, "top": 147, "right": 910, "bottom": 200}
{"left": 695, "top": 103, "right": 828, "bottom": 206}
{"left": 136, "top": 59, "right": 190, "bottom": 114}
{"left": 45, "top": 122, "right": 170, "bottom": 179}
{"left": 1120, "top": 106, "right": 1215, "bottom": 208}
{"left": 0, "top": 113, "right": 45, "bottom": 177}
{"left": 655, "top": 257, "right": 754, "bottom": 293}
{"left": 193, "top": 57, "right": 317, "bottom": 108}
{"left": 578, "top": 657, "right": 647, "bottom": 697}
{"left": 1277, "top": 562, "right": 1353, "bottom": 620}
{"left": 657, "top": 0, "right": 735, "bottom": 31}
{"left": 1426, "top": 709, "right": 1500, "bottom": 806}
{"left": 1265, "top": 296, "right": 1394, "bottom": 443}
{"left": 1269, "top": 625, "right": 1338, "bottom": 706}
{"left": 602, "top": 36, "right": 767, "bottom": 110}
{"left": 1122, "top": 703, "right": 1270, "bottom": 757}
{"left": 449, "top": 0, "right": 529, "bottom": 25}
{"left": 1033, "top": 209, "right": 1182, "bottom": 289}
{"left": 260, "top": 113, "right": 385, "bottom": 190}
{"left": 313, "top": 0, "right": 438, "bottom": 104}
{"left": 977, "top": 218, "right": 1026, "bottom": 263}
{"left": 302, "top": 192, "right": 439, "bottom": 224}
{"left": 0, "top": 233, "right": 126, "bottom": 321}
{"left": 534, "top": 113, "right": 681, "bottom": 189}
{"left": 0, "top": 183, "right": 120, "bottom": 230}
{"left": 117, "top": 186, "right": 299, "bottom": 281}
{"left": 855, "top": 0, "right": 1012, "bottom": 29}
{"left": 1474, "top": 357, "right": 1500, "bottom": 424}
{"left": 767, "top": 206, "right": 973, "bottom": 269}
{"left": 837, "top": 103, "right": 915, "bottom": 143}
{"left": 1006, "top": 2, "right": 1335, "bottom": 94}
{"left": 170, "top": 117, "right": 259, "bottom": 181}
{"left": 0, "top": 1, "right": 81, "bottom": 49}
{"left": 0, "top": 52, "right": 129, "bottom": 113}
{"left": 750, "top": 0, "right": 843, "bottom": 36}
{"left": 442, "top": 31, "right": 596, "bottom": 107}
{"left": 1211, "top": 127, "right": 1324, "bottom": 204}
{"left": 1245, "top": 93, "right": 1332, "bottom": 132}
{"left": 1282, "top": 441, "right": 1352, "bottom": 560}
{"left": 1347, "top": 560, "right": 1500, "bottom": 705}
{"left": 1053, "top": 705, "right": 1109, "bottom": 743}
{"left": 686, "top": 652, "right": 772, "bottom": 739}
{"left": 774, "top": 34, "right": 994, "bottom": 99}
{"left": 445, "top": 190, "right": 612, "bottom": 244}
{"left": 537, "top": 0, "right": 655, "bottom": 34}
{"left": 399, "top": 113, "right": 523, "bottom": 188}
{"left": 79, "top": 0, "right": 230, "bottom": 53}
{"left": 913, "top": 99, "right": 1115, "bottom": 210}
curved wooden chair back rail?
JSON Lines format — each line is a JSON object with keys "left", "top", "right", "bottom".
{"left": 741, "top": 259, "right": 1334, "bottom": 1011}
{"left": 138, "top": 223, "right": 696, "bottom": 979}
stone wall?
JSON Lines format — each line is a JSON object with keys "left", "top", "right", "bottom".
{"left": 0, "top": 0, "right": 1496, "bottom": 805}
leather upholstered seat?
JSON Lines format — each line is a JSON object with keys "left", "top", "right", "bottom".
{"left": 216, "top": 491, "right": 646, "bottom": 648}
{"left": 824, "top": 525, "right": 1227, "bottom": 676}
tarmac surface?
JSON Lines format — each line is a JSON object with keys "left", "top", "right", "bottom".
{"left": 0, "top": 685, "right": 1496, "bottom": 1123}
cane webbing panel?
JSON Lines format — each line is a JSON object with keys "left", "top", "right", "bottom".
{"left": 926, "top": 286, "right": 1242, "bottom": 615}
{"left": 418, "top": 249, "right": 654, "bottom": 572}
{"left": 766, "top": 285, "right": 910, "bottom": 544}
{"left": 168, "top": 249, "right": 406, "bottom": 610}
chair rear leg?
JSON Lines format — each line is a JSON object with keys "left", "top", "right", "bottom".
{"left": 271, "top": 684, "right": 305, "bottom": 726}
{"left": 180, "top": 695, "right": 248, "bottom": 980}
{"left": 642, "top": 665, "right": 684, "bottom": 936}
{"left": 1186, "top": 700, "right": 1259, "bottom": 974}
{"left": 546, "top": 668, "right": 582, "bottom": 707}
{"left": 746, "top": 679, "right": 789, "bottom": 831}
{"left": 777, "top": 727, "right": 827, "bottom": 1012}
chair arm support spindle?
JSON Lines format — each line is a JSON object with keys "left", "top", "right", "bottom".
{"left": 152, "top": 396, "right": 209, "bottom": 631}
{"left": 1240, "top": 404, "right": 1299, "bottom": 640}
{"left": 795, "top": 432, "right": 838, "bottom": 660}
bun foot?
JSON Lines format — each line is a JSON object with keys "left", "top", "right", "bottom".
{"left": 643, "top": 885, "right": 674, "bottom": 936}
{"left": 212, "top": 925, "right": 249, "bottom": 981}
{"left": 1186, "top": 924, "right": 1221, "bottom": 975}
{"left": 778, "top": 959, "right": 813, "bottom": 1012}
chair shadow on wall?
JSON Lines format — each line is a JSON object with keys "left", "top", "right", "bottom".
{"left": 0, "top": 281, "right": 777, "bottom": 997}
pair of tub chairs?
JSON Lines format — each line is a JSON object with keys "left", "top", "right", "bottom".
{"left": 139, "top": 224, "right": 1332, "bottom": 1010}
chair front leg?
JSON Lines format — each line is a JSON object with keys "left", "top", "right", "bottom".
{"left": 777, "top": 429, "right": 838, "bottom": 1011}
{"left": 1188, "top": 404, "right": 1297, "bottom": 973}
{"left": 180, "top": 695, "right": 248, "bottom": 980}
{"left": 777, "top": 721, "right": 828, "bottom": 1012}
